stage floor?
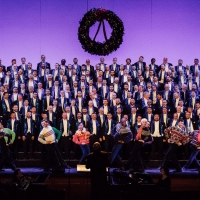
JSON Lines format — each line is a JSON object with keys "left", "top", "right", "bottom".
{"left": 0, "top": 166, "right": 199, "bottom": 176}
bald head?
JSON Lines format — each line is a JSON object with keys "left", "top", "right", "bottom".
{"left": 121, "top": 118, "right": 126, "bottom": 127}
{"left": 93, "top": 142, "right": 101, "bottom": 151}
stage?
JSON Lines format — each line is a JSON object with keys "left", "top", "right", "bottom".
{"left": 0, "top": 166, "right": 200, "bottom": 200}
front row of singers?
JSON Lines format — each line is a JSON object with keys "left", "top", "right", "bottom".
{"left": 0, "top": 118, "right": 200, "bottom": 173}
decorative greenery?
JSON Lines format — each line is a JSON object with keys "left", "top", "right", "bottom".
{"left": 78, "top": 8, "right": 124, "bottom": 56}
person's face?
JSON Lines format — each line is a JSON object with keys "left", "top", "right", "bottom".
{"left": 127, "top": 92, "right": 132, "bottom": 98}
{"left": 79, "top": 123, "right": 84, "bottom": 130}
{"left": 163, "top": 58, "right": 167, "bottom": 63}
{"left": 4, "top": 94, "right": 9, "bottom": 99}
{"left": 121, "top": 119, "right": 126, "bottom": 126}
{"left": 117, "top": 108, "right": 121, "bottom": 114}
{"left": 144, "top": 93, "right": 149, "bottom": 99}
{"left": 92, "top": 114, "right": 97, "bottom": 120}
{"left": 147, "top": 108, "right": 152, "bottom": 113}
{"left": 132, "top": 108, "right": 136, "bottom": 113}
{"left": 77, "top": 113, "right": 82, "bottom": 119}
{"left": 61, "top": 60, "right": 66, "bottom": 65}
{"left": 160, "top": 168, "right": 165, "bottom": 176}
{"left": 24, "top": 100, "right": 29, "bottom": 106}
{"left": 82, "top": 109, "right": 87, "bottom": 114}
{"left": 139, "top": 56, "right": 143, "bottom": 62}
{"left": 11, "top": 113, "right": 16, "bottom": 119}
{"left": 178, "top": 60, "right": 182, "bottom": 65}
{"left": 0, "top": 123, "right": 3, "bottom": 129}
{"left": 126, "top": 59, "right": 131, "bottom": 64}
{"left": 163, "top": 108, "right": 167, "bottom": 114}
{"left": 174, "top": 114, "right": 178, "bottom": 120}
{"left": 46, "top": 90, "right": 50, "bottom": 96}
{"left": 31, "top": 107, "right": 36, "bottom": 113}
{"left": 41, "top": 55, "right": 45, "bottom": 62}
{"left": 12, "top": 60, "right": 16, "bottom": 65}
{"left": 16, "top": 170, "right": 23, "bottom": 180}
{"left": 44, "top": 122, "right": 49, "bottom": 127}
{"left": 130, "top": 99, "right": 135, "bottom": 104}
{"left": 194, "top": 59, "right": 199, "bottom": 65}
{"left": 151, "top": 58, "right": 155, "bottom": 64}
{"left": 99, "top": 108, "right": 103, "bottom": 114}
{"left": 109, "top": 86, "right": 114, "bottom": 91}
{"left": 13, "top": 105, "right": 18, "bottom": 111}
{"left": 49, "top": 106, "right": 53, "bottom": 112}
{"left": 154, "top": 115, "right": 159, "bottom": 121}
{"left": 100, "top": 57, "right": 104, "bottom": 63}
{"left": 107, "top": 114, "right": 112, "bottom": 120}
{"left": 55, "top": 64, "right": 59, "bottom": 69}
{"left": 73, "top": 58, "right": 78, "bottom": 64}
{"left": 111, "top": 71, "right": 115, "bottom": 76}
{"left": 113, "top": 58, "right": 117, "bottom": 64}
{"left": 13, "top": 88, "right": 18, "bottom": 93}
{"left": 186, "top": 113, "right": 190, "bottom": 119}
{"left": 137, "top": 117, "right": 142, "bottom": 122}
{"left": 33, "top": 93, "right": 38, "bottom": 99}
{"left": 65, "top": 107, "right": 70, "bottom": 112}
{"left": 62, "top": 113, "right": 67, "bottom": 119}
{"left": 21, "top": 58, "right": 26, "bottom": 64}
{"left": 103, "top": 100, "right": 108, "bottom": 105}
{"left": 86, "top": 59, "right": 90, "bottom": 65}
{"left": 27, "top": 112, "right": 31, "bottom": 118}
{"left": 78, "top": 91, "right": 82, "bottom": 97}
{"left": 7, "top": 71, "right": 11, "bottom": 76}
{"left": 124, "top": 85, "right": 128, "bottom": 90}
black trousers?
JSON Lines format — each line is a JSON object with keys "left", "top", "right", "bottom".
{"left": 55, "top": 143, "right": 69, "bottom": 167}
{"left": 127, "top": 141, "right": 144, "bottom": 170}
{"left": 104, "top": 135, "right": 114, "bottom": 152}
{"left": 161, "top": 143, "right": 181, "bottom": 170}
{"left": 59, "top": 136, "right": 70, "bottom": 158}
{"left": 45, "top": 143, "right": 61, "bottom": 170}
{"left": 13, "top": 138, "right": 22, "bottom": 159}
{"left": 0, "top": 139, "right": 16, "bottom": 170}
{"left": 150, "top": 137, "right": 163, "bottom": 160}
{"left": 23, "top": 133, "right": 33, "bottom": 158}
{"left": 184, "top": 145, "right": 200, "bottom": 169}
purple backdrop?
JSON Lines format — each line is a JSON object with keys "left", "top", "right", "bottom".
{"left": 0, "top": 0, "right": 200, "bottom": 67}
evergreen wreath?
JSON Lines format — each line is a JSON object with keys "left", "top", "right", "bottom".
{"left": 78, "top": 8, "right": 124, "bottom": 56}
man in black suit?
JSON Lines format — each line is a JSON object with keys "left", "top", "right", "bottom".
{"left": 150, "top": 114, "right": 164, "bottom": 160}
{"left": 22, "top": 112, "right": 35, "bottom": 160}
{"left": 6, "top": 112, "right": 21, "bottom": 159}
{"left": 149, "top": 58, "right": 158, "bottom": 74}
{"left": 59, "top": 112, "right": 71, "bottom": 159}
{"left": 7, "top": 59, "right": 17, "bottom": 72}
{"left": 104, "top": 113, "right": 116, "bottom": 152}
{"left": 0, "top": 58, "right": 6, "bottom": 72}
{"left": 190, "top": 58, "right": 200, "bottom": 76}
{"left": 89, "top": 113, "right": 100, "bottom": 148}
{"left": 18, "top": 57, "right": 28, "bottom": 71}
{"left": 37, "top": 55, "right": 51, "bottom": 72}
{"left": 86, "top": 142, "right": 109, "bottom": 200}
{"left": 134, "top": 56, "right": 146, "bottom": 71}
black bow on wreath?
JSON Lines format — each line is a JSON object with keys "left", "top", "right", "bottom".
{"left": 93, "top": 8, "right": 108, "bottom": 42}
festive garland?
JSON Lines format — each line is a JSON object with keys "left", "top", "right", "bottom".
{"left": 78, "top": 8, "right": 124, "bottom": 56}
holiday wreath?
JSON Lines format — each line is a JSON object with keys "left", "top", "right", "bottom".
{"left": 78, "top": 8, "right": 124, "bottom": 56}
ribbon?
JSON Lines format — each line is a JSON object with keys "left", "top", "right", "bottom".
{"left": 93, "top": 20, "right": 108, "bottom": 42}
